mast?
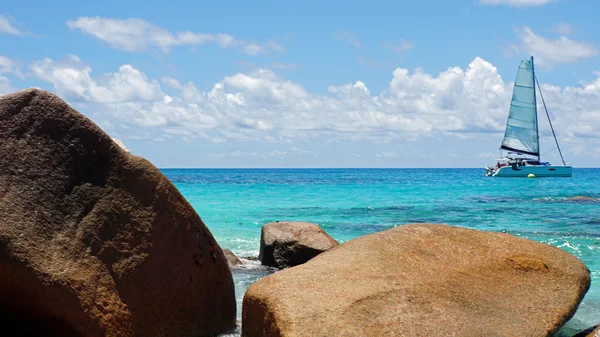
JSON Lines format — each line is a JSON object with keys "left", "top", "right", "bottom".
{"left": 531, "top": 56, "right": 540, "bottom": 161}
{"left": 535, "top": 75, "right": 567, "bottom": 166}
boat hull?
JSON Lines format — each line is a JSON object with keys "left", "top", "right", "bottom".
{"left": 488, "top": 165, "right": 572, "bottom": 177}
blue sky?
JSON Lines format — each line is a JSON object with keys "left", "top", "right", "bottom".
{"left": 1, "top": 0, "right": 599, "bottom": 168}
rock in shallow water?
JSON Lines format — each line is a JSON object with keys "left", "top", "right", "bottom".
{"left": 572, "top": 324, "right": 600, "bottom": 337}
{"left": 259, "top": 221, "right": 339, "bottom": 268}
{"left": 243, "top": 223, "right": 590, "bottom": 337}
{"left": 568, "top": 196, "right": 598, "bottom": 202}
{"left": 0, "top": 89, "right": 236, "bottom": 337}
{"left": 224, "top": 249, "right": 243, "bottom": 267}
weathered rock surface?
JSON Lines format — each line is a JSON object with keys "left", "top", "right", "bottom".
{"left": 111, "top": 138, "right": 130, "bottom": 153}
{"left": 224, "top": 249, "right": 243, "bottom": 267}
{"left": 259, "top": 221, "right": 339, "bottom": 268}
{"left": 243, "top": 224, "right": 590, "bottom": 337}
{"left": 0, "top": 89, "right": 236, "bottom": 337}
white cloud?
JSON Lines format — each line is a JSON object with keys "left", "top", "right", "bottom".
{"left": 375, "top": 152, "right": 397, "bottom": 158}
{"left": 206, "top": 149, "right": 307, "bottom": 159}
{"left": 67, "top": 17, "right": 284, "bottom": 55}
{"left": 382, "top": 39, "right": 415, "bottom": 56}
{"left": 161, "top": 76, "right": 182, "bottom": 90}
{"left": 0, "top": 55, "right": 24, "bottom": 95}
{"left": 333, "top": 31, "right": 361, "bottom": 48}
{"left": 242, "top": 41, "right": 285, "bottom": 56}
{"left": 206, "top": 153, "right": 227, "bottom": 158}
{"left": 206, "top": 151, "right": 257, "bottom": 158}
{"left": 479, "top": 0, "right": 552, "bottom": 7}
{"left": 516, "top": 26, "right": 597, "bottom": 67}
{"left": 478, "top": 152, "right": 498, "bottom": 159}
{"left": 0, "top": 15, "right": 25, "bottom": 36}
{"left": 570, "top": 142, "right": 600, "bottom": 158}
{"left": 0, "top": 55, "right": 22, "bottom": 77}
{"left": 29, "top": 54, "right": 600, "bottom": 157}
{"left": 552, "top": 23, "right": 573, "bottom": 36}
{"left": 0, "top": 76, "right": 11, "bottom": 95}
{"left": 262, "top": 150, "right": 288, "bottom": 158}
{"left": 112, "top": 138, "right": 130, "bottom": 153}
{"left": 291, "top": 147, "right": 318, "bottom": 156}
{"left": 222, "top": 69, "right": 309, "bottom": 106}
{"left": 105, "top": 99, "right": 219, "bottom": 128}
{"left": 537, "top": 75, "right": 600, "bottom": 141}
{"left": 30, "top": 55, "right": 163, "bottom": 103}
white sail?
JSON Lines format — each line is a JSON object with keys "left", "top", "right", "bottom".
{"left": 501, "top": 58, "right": 539, "bottom": 157}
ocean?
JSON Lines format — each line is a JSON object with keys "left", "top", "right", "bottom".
{"left": 163, "top": 168, "right": 600, "bottom": 336}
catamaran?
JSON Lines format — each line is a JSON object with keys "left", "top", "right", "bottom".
{"left": 485, "top": 56, "right": 572, "bottom": 177}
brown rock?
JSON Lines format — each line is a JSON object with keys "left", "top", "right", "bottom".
{"left": 0, "top": 89, "right": 236, "bottom": 337}
{"left": 569, "top": 196, "right": 598, "bottom": 202}
{"left": 259, "top": 221, "right": 339, "bottom": 268}
{"left": 243, "top": 224, "right": 590, "bottom": 337}
{"left": 224, "top": 249, "right": 243, "bottom": 267}
{"left": 111, "top": 138, "right": 130, "bottom": 153}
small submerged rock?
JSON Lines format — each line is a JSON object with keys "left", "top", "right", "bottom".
{"left": 572, "top": 324, "right": 600, "bottom": 337}
{"left": 569, "top": 196, "right": 598, "bottom": 202}
{"left": 259, "top": 221, "right": 339, "bottom": 269}
{"left": 243, "top": 223, "right": 590, "bottom": 337}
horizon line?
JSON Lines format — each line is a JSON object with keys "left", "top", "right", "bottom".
{"left": 156, "top": 167, "right": 600, "bottom": 170}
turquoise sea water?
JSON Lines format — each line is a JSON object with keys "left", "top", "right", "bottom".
{"left": 163, "top": 168, "right": 600, "bottom": 336}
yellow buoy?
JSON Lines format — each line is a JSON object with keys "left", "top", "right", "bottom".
{"left": 528, "top": 173, "right": 535, "bottom": 178}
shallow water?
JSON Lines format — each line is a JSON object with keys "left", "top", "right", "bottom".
{"left": 164, "top": 168, "right": 600, "bottom": 336}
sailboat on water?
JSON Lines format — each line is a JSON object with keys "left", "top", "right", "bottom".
{"left": 485, "top": 56, "right": 572, "bottom": 177}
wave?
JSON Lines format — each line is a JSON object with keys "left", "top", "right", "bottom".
{"left": 502, "top": 229, "right": 600, "bottom": 240}
{"left": 465, "top": 196, "right": 520, "bottom": 203}
{"left": 263, "top": 205, "right": 416, "bottom": 220}
{"left": 533, "top": 195, "right": 600, "bottom": 203}
{"left": 435, "top": 206, "right": 471, "bottom": 212}
{"left": 232, "top": 258, "right": 277, "bottom": 273}
{"left": 466, "top": 195, "right": 600, "bottom": 204}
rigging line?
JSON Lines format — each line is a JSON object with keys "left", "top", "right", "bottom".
{"left": 534, "top": 76, "right": 567, "bottom": 166}
{"left": 541, "top": 147, "right": 557, "bottom": 156}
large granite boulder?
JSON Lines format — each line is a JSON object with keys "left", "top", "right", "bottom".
{"left": 243, "top": 224, "right": 590, "bottom": 337}
{"left": 259, "top": 221, "right": 339, "bottom": 268}
{"left": 0, "top": 89, "right": 236, "bottom": 337}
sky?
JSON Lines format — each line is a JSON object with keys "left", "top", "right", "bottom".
{"left": 1, "top": 0, "right": 600, "bottom": 168}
